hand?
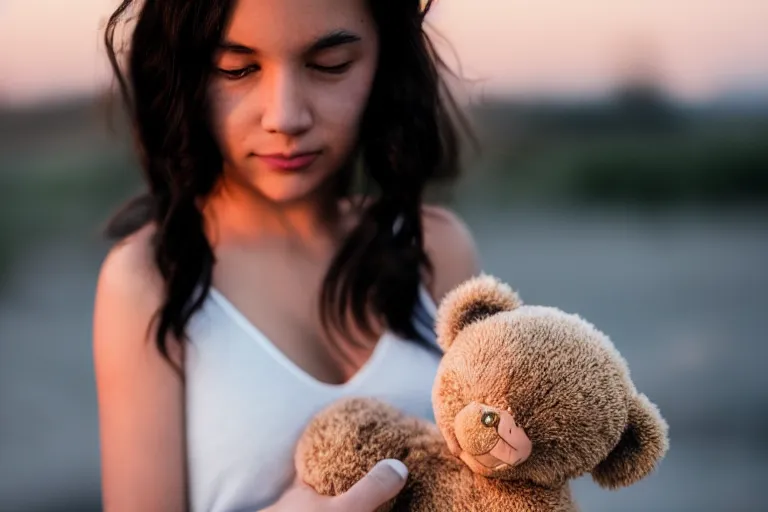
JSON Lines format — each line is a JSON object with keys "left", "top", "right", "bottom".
{"left": 262, "top": 459, "right": 409, "bottom": 512}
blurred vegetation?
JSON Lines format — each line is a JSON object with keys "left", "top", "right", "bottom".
{"left": 1, "top": 84, "right": 767, "bottom": 280}
{"left": 0, "top": 96, "right": 140, "bottom": 281}
{"left": 459, "top": 83, "right": 768, "bottom": 210}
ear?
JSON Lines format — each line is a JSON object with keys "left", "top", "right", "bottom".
{"left": 592, "top": 392, "right": 669, "bottom": 489}
{"left": 435, "top": 274, "right": 522, "bottom": 351}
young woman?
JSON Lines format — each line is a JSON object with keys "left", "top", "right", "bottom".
{"left": 93, "top": 0, "right": 480, "bottom": 510}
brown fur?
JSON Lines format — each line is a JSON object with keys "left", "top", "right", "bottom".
{"left": 296, "top": 275, "right": 669, "bottom": 511}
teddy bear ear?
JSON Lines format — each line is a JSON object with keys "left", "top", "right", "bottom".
{"left": 435, "top": 274, "right": 522, "bottom": 351}
{"left": 591, "top": 392, "right": 669, "bottom": 489}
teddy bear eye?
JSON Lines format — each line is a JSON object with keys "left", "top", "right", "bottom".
{"left": 481, "top": 411, "right": 500, "bottom": 428}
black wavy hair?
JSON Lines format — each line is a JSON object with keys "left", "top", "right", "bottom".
{"left": 104, "top": 0, "right": 469, "bottom": 365}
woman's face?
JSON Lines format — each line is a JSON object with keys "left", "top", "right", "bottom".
{"left": 208, "top": 0, "right": 379, "bottom": 204}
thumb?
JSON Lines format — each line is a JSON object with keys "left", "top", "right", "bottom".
{"left": 335, "top": 459, "right": 408, "bottom": 511}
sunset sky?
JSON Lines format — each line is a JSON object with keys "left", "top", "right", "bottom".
{"left": 1, "top": 0, "right": 767, "bottom": 105}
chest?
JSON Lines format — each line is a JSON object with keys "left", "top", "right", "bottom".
{"left": 211, "top": 248, "right": 381, "bottom": 385}
{"left": 184, "top": 304, "right": 441, "bottom": 511}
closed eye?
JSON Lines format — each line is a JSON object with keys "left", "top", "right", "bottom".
{"left": 216, "top": 61, "right": 352, "bottom": 80}
{"left": 310, "top": 61, "right": 352, "bottom": 75}
{"left": 217, "top": 65, "right": 260, "bottom": 80}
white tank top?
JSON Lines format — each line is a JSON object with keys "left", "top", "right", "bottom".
{"left": 184, "top": 285, "right": 442, "bottom": 512}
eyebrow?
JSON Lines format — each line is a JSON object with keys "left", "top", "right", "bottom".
{"left": 218, "top": 30, "right": 362, "bottom": 55}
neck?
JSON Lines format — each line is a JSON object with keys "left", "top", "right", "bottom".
{"left": 202, "top": 176, "right": 343, "bottom": 254}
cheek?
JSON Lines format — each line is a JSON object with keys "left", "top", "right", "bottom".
{"left": 207, "top": 82, "right": 252, "bottom": 159}
{"left": 315, "top": 68, "right": 377, "bottom": 147}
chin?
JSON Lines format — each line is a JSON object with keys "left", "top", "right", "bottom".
{"left": 257, "top": 189, "right": 315, "bottom": 204}
{"left": 224, "top": 156, "right": 340, "bottom": 205}
{"left": 252, "top": 175, "right": 331, "bottom": 205}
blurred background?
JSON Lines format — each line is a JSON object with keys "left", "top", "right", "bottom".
{"left": 1, "top": 0, "right": 766, "bottom": 510}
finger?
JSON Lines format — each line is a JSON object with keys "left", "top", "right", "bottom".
{"left": 335, "top": 459, "right": 408, "bottom": 511}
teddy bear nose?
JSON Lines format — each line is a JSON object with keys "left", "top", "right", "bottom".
{"left": 454, "top": 402, "right": 501, "bottom": 456}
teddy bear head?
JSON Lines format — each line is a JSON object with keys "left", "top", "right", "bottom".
{"left": 432, "top": 274, "right": 668, "bottom": 489}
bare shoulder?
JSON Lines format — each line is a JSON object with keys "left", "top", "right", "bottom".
{"left": 421, "top": 204, "right": 482, "bottom": 305}
{"left": 97, "top": 223, "right": 160, "bottom": 306}
{"left": 93, "top": 220, "right": 179, "bottom": 372}
{"left": 93, "top": 221, "right": 184, "bottom": 364}
{"left": 93, "top": 223, "right": 188, "bottom": 511}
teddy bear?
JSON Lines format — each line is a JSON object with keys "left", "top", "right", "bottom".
{"left": 295, "top": 274, "right": 669, "bottom": 512}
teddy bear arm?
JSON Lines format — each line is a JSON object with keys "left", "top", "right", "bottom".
{"left": 388, "top": 429, "right": 478, "bottom": 511}
{"left": 295, "top": 397, "right": 420, "bottom": 499}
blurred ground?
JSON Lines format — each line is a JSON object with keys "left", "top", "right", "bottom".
{"left": 1, "top": 94, "right": 767, "bottom": 511}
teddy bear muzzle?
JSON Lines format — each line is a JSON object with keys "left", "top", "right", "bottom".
{"left": 454, "top": 402, "right": 533, "bottom": 473}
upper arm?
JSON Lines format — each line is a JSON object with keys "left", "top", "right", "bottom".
{"left": 92, "top": 226, "right": 188, "bottom": 512}
{"left": 422, "top": 205, "right": 482, "bottom": 305}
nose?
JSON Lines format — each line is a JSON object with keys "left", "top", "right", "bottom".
{"left": 260, "top": 68, "right": 313, "bottom": 136}
{"left": 454, "top": 402, "right": 501, "bottom": 456}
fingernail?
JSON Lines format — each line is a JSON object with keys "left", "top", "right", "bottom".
{"left": 381, "top": 459, "right": 408, "bottom": 479}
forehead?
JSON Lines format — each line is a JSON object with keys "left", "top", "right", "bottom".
{"left": 224, "top": 0, "right": 376, "bottom": 52}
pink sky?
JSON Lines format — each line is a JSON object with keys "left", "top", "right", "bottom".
{"left": 1, "top": 0, "right": 767, "bottom": 105}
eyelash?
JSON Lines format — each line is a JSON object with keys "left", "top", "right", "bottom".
{"left": 313, "top": 62, "right": 353, "bottom": 74}
{"left": 218, "top": 66, "right": 259, "bottom": 80}
{"left": 217, "top": 62, "right": 352, "bottom": 80}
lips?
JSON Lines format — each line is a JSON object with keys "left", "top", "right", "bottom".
{"left": 257, "top": 151, "right": 321, "bottom": 171}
